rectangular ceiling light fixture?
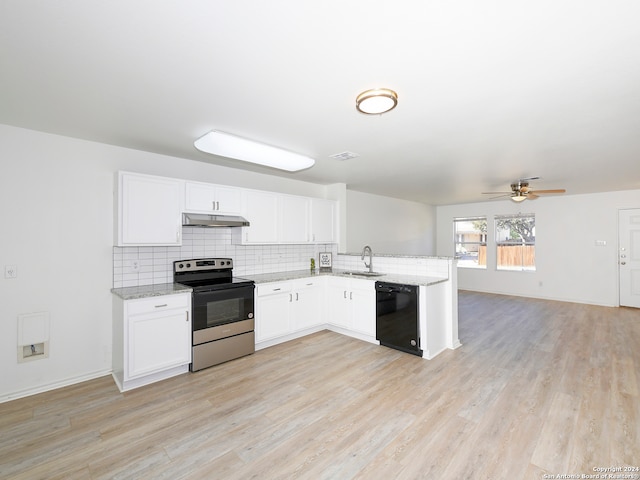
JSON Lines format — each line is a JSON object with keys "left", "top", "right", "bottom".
{"left": 194, "top": 130, "right": 315, "bottom": 172}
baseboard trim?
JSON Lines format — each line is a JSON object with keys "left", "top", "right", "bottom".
{"left": 0, "top": 369, "right": 112, "bottom": 404}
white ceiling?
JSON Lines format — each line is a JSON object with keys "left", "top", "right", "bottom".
{"left": 2, "top": 0, "right": 639, "bottom": 205}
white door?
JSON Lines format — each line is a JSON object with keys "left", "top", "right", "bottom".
{"left": 619, "top": 208, "right": 640, "bottom": 308}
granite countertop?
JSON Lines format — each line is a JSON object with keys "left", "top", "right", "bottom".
{"left": 111, "top": 282, "right": 192, "bottom": 300}
{"left": 111, "top": 270, "right": 448, "bottom": 300}
{"left": 242, "top": 269, "right": 449, "bottom": 287}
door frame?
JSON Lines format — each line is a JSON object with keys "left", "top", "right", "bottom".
{"left": 618, "top": 208, "right": 640, "bottom": 308}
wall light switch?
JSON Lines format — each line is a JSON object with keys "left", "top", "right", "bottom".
{"left": 5, "top": 265, "right": 17, "bottom": 278}
{"left": 595, "top": 240, "right": 607, "bottom": 247}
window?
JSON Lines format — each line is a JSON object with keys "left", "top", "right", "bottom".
{"left": 495, "top": 214, "right": 535, "bottom": 271}
{"left": 453, "top": 217, "right": 487, "bottom": 268}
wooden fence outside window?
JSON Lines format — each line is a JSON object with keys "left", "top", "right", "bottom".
{"left": 477, "top": 245, "right": 535, "bottom": 267}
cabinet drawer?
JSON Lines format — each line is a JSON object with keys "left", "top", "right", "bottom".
{"left": 256, "top": 281, "right": 292, "bottom": 297}
{"left": 293, "top": 278, "right": 319, "bottom": 289}
{"left": 126, "top": 293, "right": 190, "bottom": 316}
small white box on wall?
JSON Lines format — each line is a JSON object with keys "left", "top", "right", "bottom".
{"left": 17, "top": 312, "right": 50, "bottom": 362}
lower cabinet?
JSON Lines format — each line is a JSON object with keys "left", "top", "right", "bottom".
{"left": 112, "top": 292, "right": 191, "bottom": 392}
{"left": 255, "top": 281, "right": 292, "bottom": 342}
{"left": 291, "top": 278, "right": 324, "bottom": 332}
{"left": 327, "top": 277, "right": 376, "bottom": 338}
{"left": 255, "top": 277, "right": 325, "bottom": 347}
{"left": 255, "top": 276, "right": 375, "bottom": 349}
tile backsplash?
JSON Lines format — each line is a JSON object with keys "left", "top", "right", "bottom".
{"left": 113, "top": 227, "right": 338, "bottom": 288}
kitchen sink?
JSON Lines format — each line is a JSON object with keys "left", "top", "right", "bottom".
{"left": 342, "top": 271, "right": 385, "bottom": 277}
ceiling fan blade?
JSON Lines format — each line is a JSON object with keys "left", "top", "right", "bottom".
{"left": 527, "top": 193, "right": 539, "bottom": 199}
{"left": 482, "top": 191, "right": 512, "bottom": 195}
{"left": 487, "top": 194, "right": 512, "bottom": 200}
{"left": 529, "top": 189, "right": 566, "bottom": 194}
{"left": 519, "top": 176, "right": 540, "bottom": 182}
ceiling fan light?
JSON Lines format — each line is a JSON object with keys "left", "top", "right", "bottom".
{"left": 194, "top": 130, "right": 315, "bottom": 172}
{"left": 356, "top": 88, "right": 398, "bottom": 115}
{"left": 511, "top": 195, "right": 527, "bottom": 202}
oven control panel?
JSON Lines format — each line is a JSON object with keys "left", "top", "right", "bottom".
{"left": 174, "top": 258, "right": 233, "bottom": 272}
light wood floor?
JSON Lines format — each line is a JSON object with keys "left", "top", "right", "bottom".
{"left": 2, "top": 291, "right": 639, "bottom": 479}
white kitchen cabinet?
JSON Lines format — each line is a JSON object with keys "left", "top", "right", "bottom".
{"left": 349, "top": 280, "right": 376, "bottom": 337}
{"left": 310, "top": 198, "right": 338, "bottom": 243}
{"left": 326, "top": 277, "right": 376, "bottom": 337}
{"left": 255, "top": 281, "right": 292, "bottom": 342}
{"left": 239, "top": 190, "right": 279, "bottom": 244}
{"left": 327, "top": 277, "right": 351, "bottom": 329}
{"left": 280, "top": 194, "right": 310, "bottom": 243}
{"left": 234, "top": 189, "right": 337, "bottom": 245}
{"left": 255, "top": 277, "right": 325, "bottom": 347}
{"left": 116, "top": 171, "right": 183, "bottom": 246}
{"left": 112, "top": 292, "right": 191, "bottom": 392}
{"left": 184, "top": 181, "right": 242, "bottom": 215}
{"left": 290, "top": 277, "right": 324, "bottom": 331}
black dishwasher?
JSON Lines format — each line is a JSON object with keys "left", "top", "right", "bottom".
{"left": 375, "top": 282, "right": 422, "bottom": 357}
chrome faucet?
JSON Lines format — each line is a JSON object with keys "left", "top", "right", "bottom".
{"left": 361, "top": 245, "right": 373, "bottom": 273}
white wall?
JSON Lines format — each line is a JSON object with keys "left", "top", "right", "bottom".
{"left": 345, "top": 190, "right": 436, "bottom": 255}
{"left": 436, "top": 190, "right": 640, "bottom": 306}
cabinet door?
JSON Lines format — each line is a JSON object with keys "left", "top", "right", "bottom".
{"left": 255, "top": 291, "right": 291, "bottom": 341}
{"left": 215, "top": 185, "right": 242, "bottom": 214}
{"left": 349, "top": 283, "right": 376, "bottom": 337}
{"left": 291, "top": 279, "right": 323, "bottom": 331}
{"left": 127, "top": 308, "right": 191, "bottom": 379}
{"left": 242, "top": 190, "right": 279, "bottom": 243}
{"left": 310, "top": 198, "right": 337, "bottom": 243}
{"left": 185, "top": 181, "right": 216, "bottom": 212}
{"left": 280, "top": 195, "right": 310, "bottom": 243}
{"left": 119, "top": 172, "right": 183, "bottom": 246}
{"left": 185, "top": 182, "right": 242, "bottom": 214}
{"left": 326, "top": 280, "right": 350, "bottom": 329}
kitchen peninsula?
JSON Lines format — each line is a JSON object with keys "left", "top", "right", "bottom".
{"left": 246, "top": 253, "right": 460, "bottom": 360}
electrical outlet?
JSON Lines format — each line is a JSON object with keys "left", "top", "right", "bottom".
{"left": 128, "top": 260, "right": 140, "bottom": 273}
{"left": 5, "top": 265, "right": 17, "bottom": 279}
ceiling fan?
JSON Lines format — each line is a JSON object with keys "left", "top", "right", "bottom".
{"left": 482, "top": 177, "right": 566, "bottom": 202}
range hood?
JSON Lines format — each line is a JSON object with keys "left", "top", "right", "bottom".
{"left": 182, "top": 213, "right": 250, "bottom": 227}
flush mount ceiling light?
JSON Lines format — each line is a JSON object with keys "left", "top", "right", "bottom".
{"left": 194, "top": 130, "right": 315, "bottom": 172}
{"left": 355, "top": 88, "right": 398, "bottom": 115}
{"left": 511, "top": 194, "right": 527, "bottom": 202}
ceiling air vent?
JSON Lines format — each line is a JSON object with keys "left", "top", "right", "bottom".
{"left": 329, "top": 151, "right": 360, "bottom": 161}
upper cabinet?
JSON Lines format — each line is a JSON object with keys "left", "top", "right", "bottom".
{"left": 236, "top": 190, "right": 338, "bottom": 245}
{"left": 115, "top": 171, "right": 338, "bottom": 246}
{"left": 310, "top": 198, "right": 338, "bottom": 244}
{"left": 280, "top": 194, "right": 310, "bottom": 243}
{"left": 239, "top": 189, "right": 279, "bottom": 244}
{"left": 116, "top": 172, "right": 183, "bottom": 246}
{"left": 184, "top": 181, "right": 242, "bottom": 215}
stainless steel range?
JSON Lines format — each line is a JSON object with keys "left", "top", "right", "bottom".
{"left": 173, "top": 258, "right": 255, "bottom": 372}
